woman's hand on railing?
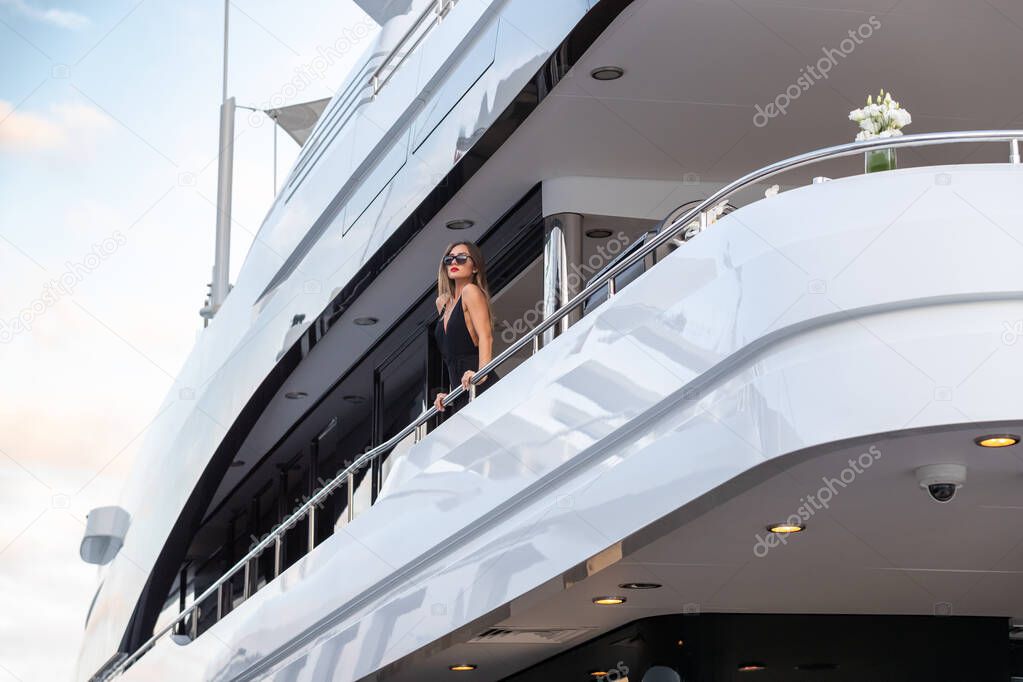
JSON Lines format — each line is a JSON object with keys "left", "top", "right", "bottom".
{"left": 434, "top": 392, "right": 448, "bottom": 412}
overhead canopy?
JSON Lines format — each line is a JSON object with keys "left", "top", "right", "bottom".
{"left": 267, "top": 98, "right": 331, "bottom": 146}
{"left": 354, "top": 0, "right": 414, "bottom": 25}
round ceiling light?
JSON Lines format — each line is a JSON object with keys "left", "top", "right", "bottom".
{"left": 448, "top": 664, "right": 477, "bottom": 672}
{"left": 767, "top": 523, "right": 804, "bottom": 534}
{"left": 592, "top": 596, "right": 626, "bottom": 606}
{"left": 353, "top": 316, "right": 378, "bottom": 326}
{"left": 975, "top": 434, "right": 1020, "bottom": 448}
{"left": 445, "top": 219, "right": 475, "bottom": 230}
{"left": 738, "top": 662, "right": 767, "bottom": 672}
{"left": 585, "top": 228, "right": 613, "bottom": 238}
{"left": 590, "top": 66, "right": 624, "bottom": 81}
{"left": 618, "top": 582, "right": 661, "bottom": 590}
{"left": 284, "top": 391, "right": 308, "bottom": 400}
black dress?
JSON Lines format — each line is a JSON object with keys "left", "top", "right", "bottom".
{"left": 434, "top": 291, "right": 499, "bottom": 412}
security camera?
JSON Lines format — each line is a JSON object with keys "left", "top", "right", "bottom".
{"left": 915, "top": 464, "right": 967, "bottom": 503}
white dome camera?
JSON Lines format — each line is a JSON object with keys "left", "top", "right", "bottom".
{"left": 915, "top": 464, "right": 967, "bottom": 503}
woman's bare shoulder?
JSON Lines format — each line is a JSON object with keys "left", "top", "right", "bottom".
{"left": 461, "top": 283, "right": 485, "bottom": 302}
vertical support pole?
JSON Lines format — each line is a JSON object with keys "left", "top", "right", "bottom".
{"left": 243, "top": 559, "right": 252, "bottom": 600}
{"left": 207, "top": 0, "right": 234, "bottom": 318}
{"left": 275, "top": 466, "right": 287, "bottom": 576}
{"left": 308, "top": 443, "right": 318, "bottom": 552}
{"left": 642, "top": 229, "right": 658, "bottom": 273}
{"left": 273, "top": 536, "right": 282, "bottom": 578}
{"left": 542, "top": 213, "right": 583, "bottom": 345}
{"left": 216, "top": 583, "right": 224, "bottom": 622}
{"left": 347, "top": 472, "right": 355, "bottom": 522}
{"left": 563, "top": 214, "right": 583, "bottom": 328}
{"left": 245, "top": 494, "right": 259, "bottom": 598}
{"left": 1011, "top": 139, "right": 1020, "bottom": 165}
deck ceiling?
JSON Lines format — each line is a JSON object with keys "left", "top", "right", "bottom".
{"left": 518, "top": 0, "right": 1023, "bottom": 184}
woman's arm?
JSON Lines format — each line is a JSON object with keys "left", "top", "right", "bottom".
{"left": 461, "top": 284, "right": 493, "bottom": 388}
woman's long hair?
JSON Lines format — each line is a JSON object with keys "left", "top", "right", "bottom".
{"left": 437, "top": 241, "right": 493, "bottom": 328}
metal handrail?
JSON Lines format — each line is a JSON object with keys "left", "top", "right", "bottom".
{"left": 287, "top": 0, "right": 459, "bottom": 194}
{"left": 101, "top": 129, "right": 1023, "bottom": 678}
{"left": 370, "top": 0, "right": 456, "bottom": 95}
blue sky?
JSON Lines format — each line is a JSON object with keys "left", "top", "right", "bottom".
{"left": 0, "top": 1, "right": 374, "bottom": 679}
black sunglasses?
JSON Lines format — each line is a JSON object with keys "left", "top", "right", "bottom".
{"left": 442, "top": 253, "right": 473, "bottom": 266}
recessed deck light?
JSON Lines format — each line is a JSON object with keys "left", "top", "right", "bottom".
{"left": 343, "top": 395, "right": 366, "bottom": 404}
{"left": 448, "top": 664, "right": 477, "bottom": 671}
{"left": 767, "top": 523, "right": 804, "bottom": 534}
{"left": 585, "top": 228, "right": 613, "bottom": 238}
{"left": 284, "top": 391, "right": 308, "bottom": 400}
{"left": 230, "top": 460, "right": 246, "bottom": 468}
{"left": 353, "top": 316, "right": 378, "bottom": 326}
{"left": 592, "top": 596, "right": 626, "bottom": 605}
{"left": 618, "top": 582, "right": 661, "bottom": 590}
{"left": 738, "top": 662, "right": 767, "bottom": 672}
{"left": 445, "top": 219, "right": 475, "bottom": 230}
{"left": 590, "top": 66, "right": 624, "bottom": 81}
{"left": 975, "top": 434, "right": 1020, "bottom": 448}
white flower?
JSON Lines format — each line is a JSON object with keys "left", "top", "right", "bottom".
{"left": 849, "top": 90, "right": 911, "bottom": 141}
{"left": 890, "top": 108, "right": 912, "bottom": 128}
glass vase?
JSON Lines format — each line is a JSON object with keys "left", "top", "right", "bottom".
{"left": 865, "top": 147, "right": 897, "bottom": 173}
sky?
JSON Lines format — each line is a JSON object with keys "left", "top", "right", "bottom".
{"left": 0, "top": 1, "right": 375, "bottom": 679}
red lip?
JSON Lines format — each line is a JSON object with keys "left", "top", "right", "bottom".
{"left": 450, "top": 266, "right": 459, "bottom": 272}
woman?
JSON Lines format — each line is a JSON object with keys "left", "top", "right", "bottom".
{"left": 433, "top": 241, "right": 499, "bottom": 413}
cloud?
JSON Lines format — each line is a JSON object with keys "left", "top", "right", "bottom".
{"left": 0, "top": 0, "right": 89, "bottom": 29}
{"left": 0, "top": 101, "right": 63, "bottom": 150}
{"left": 0, "top": 99, "right": 113, "bottom": 153}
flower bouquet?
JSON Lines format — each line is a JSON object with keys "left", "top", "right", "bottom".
{"left": 849, "top": 90, "right": 912, "bottom": 173}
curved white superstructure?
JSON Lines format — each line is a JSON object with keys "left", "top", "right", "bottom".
{"left": 108, "top": 162, "right": 1023, "bottom": 680}
{"left": 76, "top": 0, "right": 1023, "bottom": 679}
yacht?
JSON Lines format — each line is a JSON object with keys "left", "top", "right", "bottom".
{"left": 75, "top": 0, "right": 1023, "bottom": 679}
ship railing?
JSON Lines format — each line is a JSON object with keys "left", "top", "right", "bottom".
{"left": 286, "top": 0, "right": 460, "bottom": 197}
{"left": 99, "top": 130, "right": 1023, "bottom": 679}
